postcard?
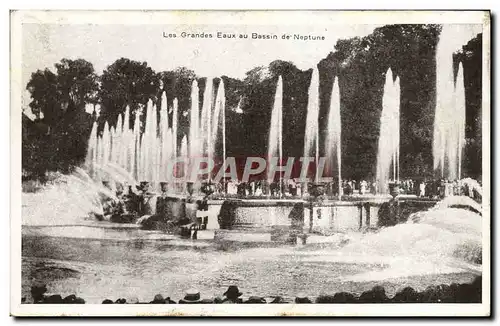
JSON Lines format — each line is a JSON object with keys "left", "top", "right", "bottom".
{"left": 10, "top": 10, "right": 490, "bottom": 316}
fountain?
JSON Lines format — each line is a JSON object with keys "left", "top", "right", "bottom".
{"left": 85, "top": 121, "right": 98, "bottom": 179}
{"left": 304, "top": 67, "right": 325, "bottom": 233}
{"left": 172, "top": 98, "right": 179, "bottom": 161}
{"left": 120, "top": 106, "right": 130, "bottom": 171}
{"left": 189, "top": 80, "right": 200, "bottom": 161}
{"left": 201, "top": 77, "right": 214, "bottom": 164}
{"left": 455, "top": 63, "right": 466, "bottom": 180}
{"left": 187, "top": 77, "right": 226, "bottom": 192}
{"left": 84, "top": 92, "right": 183, "bottom": 194}
{"left": 81, "top": 42, "right": 477, "bottom": 238}
{"left": 220, "top": 81, "right": 227, "bottom": 192}
{"left": 433, "top": 25, "right": 477, "bottom": 180}
{"left": 82, "top": 74, "right": 232, "bottom": 230}
{"left": 159, "top": 93, "right": 171, "bottom": 183}
{"left": 376, "top": 68, "right": 400, "bottom": 194}
{"left": 268, "top": 76, "right": 283, "bottom": 195}
{"left": 216, "top": 67, "right": 386, "bottom": 239}
{"left": 303, "top": 67, "right": 321, "bottom": 185}
{"left": 212, "top": 79, "right": 226, "bottom": 173}
{"left": 324, "top": 76, "right": 342, "bottom": 199}
{"left": 132, "top": 108, "right": 141, "bottom": 181}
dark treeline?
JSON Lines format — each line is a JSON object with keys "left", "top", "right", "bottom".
{"left": 22, "top": 25, "right": 483, "bottom": 182}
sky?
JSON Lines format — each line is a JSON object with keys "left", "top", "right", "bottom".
{"left": 21, "top": 23, "right": 383, "bottom": 115}
{"left": 21, "top": 22, "right": 482, "bottom": 118}
{"left": 22, "top": 24, "right": 384, "bottom": 79}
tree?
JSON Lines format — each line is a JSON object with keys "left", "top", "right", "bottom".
{"left": 157, "top": 67, "right": 197, "bottom": 110}
{"left": 26, "top": 68, "right": 59, "bottom": 124}
{"left": 54, "top": 58, "right": 99, "bottom": 114}
{"left": 24, "top": 59, "right": 97, "bottom": 179}
{"left": 99, "top": 58, "right": 160, "bottom": 128}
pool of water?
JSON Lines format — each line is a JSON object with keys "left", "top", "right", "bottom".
{"left": 21, "top": 224, "right": 479, "bottom": 304}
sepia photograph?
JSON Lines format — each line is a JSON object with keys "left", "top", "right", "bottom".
{"left": 10, "top": 10, "right": 490, "bottom": 316}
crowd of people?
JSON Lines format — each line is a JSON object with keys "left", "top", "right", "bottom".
{"left": 27, "top": 277, "right": 481, "bottom": 304}
{"left": 100, "top": 174, "right": 482, "bottom": 206}
{"left": 212, "top": 178, "right": 481, "bottom": 200}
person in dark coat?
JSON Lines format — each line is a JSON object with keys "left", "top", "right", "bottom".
{"left": 420, "top": 285, "right": 440, "bottom": 303}
{"left": 456, "top": 283, "right": 476, "bottom": 303}
{"left": 42, "top": 294, "right": 63, "bottom": 304}
{"left": 62, "top": 294, "right": 86, "bottom": 304}
{"left": 358, "top": 286, "right": 389, "bottom": 303}
{"left": 269, "top": 296, "right": 289, "bottom": 304}
{"left": 294, "top": 293, "right": 312, "bottom": 303}
{"left": 332, "top": 292, "right": 358, "bottom": 303}
{"left": 245, "top": 296, "right": 267, "bottom": 304}
{"left": 150, "top": 294, "right": 166, "bottom": 304}
{"left": 30, "top": 284, "right": 47, "bottom": 304}
{"left": 221, "top": 285, "right": 243, "bottom": 303}
{"left": 435, "top": 284, "right": 454, "bottom": 303}
{"left": 315, "top": 295, "right": 336, "bottom": 303}
{"left": 392, "top": 287, "right": 420, "bottom": 303}
{"left": 470, "top": 276, "right": 482, "bottom": 303}
{"left": 179, "top": 289, "right": 204, "bottom": 304}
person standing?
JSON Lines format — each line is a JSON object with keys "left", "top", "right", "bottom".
{"left": 419, "top": 181, "right": 426, "bottom": 198}
{"left": 360, "top": 180, "right": 367, "bottom": 195}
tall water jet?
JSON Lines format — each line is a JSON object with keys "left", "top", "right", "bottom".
{"left": 201, "top": 77, "right": 214, "bottom": 163}
{"left": 303, "top": 67, "right": 320, "bottom": 183}
{"left": 434, "top": 26, "right": 455, "bottom": 179}
{"left": 222, "top": 86, "right": 227, "bottom": 191}
{"left": 268, "top": 76, "right": 283, "bottom": 193}
{"left": 180, "top": 135, "right": 188, "bottom": 192}
{"left": 211, "top": 79, "right": 225, "bottom": 165}
{"left": 121, "top": 106, "right": 131, "bottom": 171}
{"left": 325, "top": 76, "right": 342, "bottom": 198}
{"left": 264, "top": 75, "right": 283, "bottom": 232}
{"left": 110, "top": 126, "right": 118, "bottom": 164}
{"left": 394, "top": 76, "right": 401, "bottom": 183}
{"left": 455, "top": 63, "right": 466, "bottom": 180}
{"left": 132, "top": 109, "right": 141, "bottom": 181}
{"left": 376, "top": 68, "right": 400, "bottom": 194}
{"left": 139, "top": 133, "right": 145, "bottom": 182}
{"left": 444, "top": 64, "right": 466, "bottom": 181}
{"left": 113, "top": 114, "right": 123, "bottom": 164}
{"left": 189, "top": 80, "right": 200, "bottom": 160}
{"left": 101, "top": 121, "right": 111, "bottom": 166}
{"left": 159, "top": 92, "right": 170, "bottom": 182}
{"left": 171, "top": 98, "right": 179, "bottom": 190}
{"left": 433, "top": 25, "right": 478, "bottom": 180}
{"left": 140, "top": 100, "right": 155, "bottom": 182}
{"left": 172, "top": 98, "right": 179, "bottom": 160}
{"left": 85, "top": 121, "right": 98, "bottom": 178}
{"left": 151, "top": 103, "right": 159, "bottom": 185}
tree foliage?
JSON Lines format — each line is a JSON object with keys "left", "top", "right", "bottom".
{"left": 99, "top": 58, "right": 160, "bottom": 128}
{"left": 26, "top": 69, "right": 60, "bottom": 124}
{"left": 55, "top": 58, "right": 99, "bottom": 113}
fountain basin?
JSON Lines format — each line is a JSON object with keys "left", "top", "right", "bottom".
{"left": 135, "top": 194, "right": 440, "bottom": 239}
